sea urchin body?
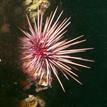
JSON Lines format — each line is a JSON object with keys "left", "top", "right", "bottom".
{"left": 19, "top": 7, "right": 93, "bottom": 92}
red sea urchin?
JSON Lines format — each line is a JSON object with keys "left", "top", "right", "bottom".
{"left": 19, "top": 7, "right": 93, "bottom": 92}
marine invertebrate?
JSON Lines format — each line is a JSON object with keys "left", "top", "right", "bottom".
{"left": 19, "top": 7, "right": 93, "bottom": 92}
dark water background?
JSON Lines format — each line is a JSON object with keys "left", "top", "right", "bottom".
{"left": 0, "top": 0, "right": 107, "bottom": 107}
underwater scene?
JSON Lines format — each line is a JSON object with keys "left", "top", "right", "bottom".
{"left": 0, "top": 0, "right": 107, "bottom": 107}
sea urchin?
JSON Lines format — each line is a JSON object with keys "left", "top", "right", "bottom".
{"left": 19, "top": 7, "right": 93, "bottom": 92}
